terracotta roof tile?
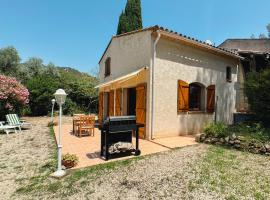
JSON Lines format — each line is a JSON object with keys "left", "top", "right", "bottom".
{"left": 99, "top": 25, "right": 241, "bottom": 63}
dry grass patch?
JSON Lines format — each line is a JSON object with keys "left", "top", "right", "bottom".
{"left": 0, "top": 117, "right": 56, "bottom": 200}
{"left": 189, "top": 145, "right": 270, "bottom": 200}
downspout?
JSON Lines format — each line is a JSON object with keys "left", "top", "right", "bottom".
{"left": 113, "top": 88, "right": 116, "bottom": 116}
{"left": 150, "top": 30, "right": 161, "bottom": 140}
{"left": 236, "top": 62, "right": 239, "bottom": 113}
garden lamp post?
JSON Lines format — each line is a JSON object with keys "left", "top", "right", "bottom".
{"left": 52, "top": 89, "right": 67, "bottom": 178}
{"left": 51, "top": 99, "right": 56, "bottom": 124}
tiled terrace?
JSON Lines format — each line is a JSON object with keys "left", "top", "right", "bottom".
{"left": 53, "top": 124, "right": 197, "bottom": 169}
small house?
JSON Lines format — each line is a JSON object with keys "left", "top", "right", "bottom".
{"left": 96, "top": 26, "right": 244, "bottom": 139}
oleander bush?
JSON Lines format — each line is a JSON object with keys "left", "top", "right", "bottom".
{"left": 0, "top": 74, "right": 29, "bottom": 120}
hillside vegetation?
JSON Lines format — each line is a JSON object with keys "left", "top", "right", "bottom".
{"left": 0, "top": 46, "right": 98, "bottom": 117}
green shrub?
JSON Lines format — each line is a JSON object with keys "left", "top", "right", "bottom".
{"left": 245, "top": 68, "right": 270, "bottom": 127}
{"left": 62, "top": 98, "right": 84, "bottom": 115}
{"left": 228, "top": 122, "right": 270, "bottom": 142}
{"left": 204, "top": 122, "right": 228, "bottom": 138}
{"left": 27, "top": 75, "right": 60, "bottom": 116}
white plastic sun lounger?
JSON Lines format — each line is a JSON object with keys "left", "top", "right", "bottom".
{"left": 6, "top": 114, "right": 32, "bottom": 131}
{"left": 0, "top": 122, "right": 17, "bottom": 135}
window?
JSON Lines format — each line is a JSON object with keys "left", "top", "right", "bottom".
{"left": 226, "top": 66, "right": 232, "bottom": 82}
{"left": 189, "top": 83, "right": 202, "bottom": 111}
{"left": 105, "top": 57, "right": 111, "bottom": 77}
{"left": 178, "top": 80, "right": 214, "bottom": 113}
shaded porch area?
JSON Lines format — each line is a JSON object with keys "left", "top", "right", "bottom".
{"left": 53, "top": 124, "right": 197, "bottom": 169}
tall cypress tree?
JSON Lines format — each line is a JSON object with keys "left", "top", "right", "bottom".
{"left": 117, "top": 11, "right": 128, "bottom": 35}
{"left": 132, "top": 0, "right": 142, "bottom": 30}
{"left": 116, "top": 0, "right": 143, "bottom": 35}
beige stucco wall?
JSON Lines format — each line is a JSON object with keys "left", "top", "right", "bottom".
{"left": 153, "top": 38, "right": 240, "bottom": 138}
{"left": 99, "top": 31, "right": 152, "bottom": 138}
{"left": 99, "top": 31, "right": 152, "bottom": 84}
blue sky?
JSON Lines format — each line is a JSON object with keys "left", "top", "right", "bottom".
{"left": 0, "top": 0, "right": 269, "bottom": 74}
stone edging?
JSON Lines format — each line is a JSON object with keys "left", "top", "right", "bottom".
{"left": 195, "top": 133, "right": 270, "bottom": 155}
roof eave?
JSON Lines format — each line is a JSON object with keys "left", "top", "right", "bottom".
{"left": 98, "top": 25, "right": 244, "bottom": 64}
{"left": 154, "top": 30, "right": 243, "bottom": 60}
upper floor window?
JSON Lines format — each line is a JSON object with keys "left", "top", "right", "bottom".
{"left": 105, "top": 57, "right": 111, "bottom": 77}
{"left": 226, "top": 66, "right": 232, "bottom": 82}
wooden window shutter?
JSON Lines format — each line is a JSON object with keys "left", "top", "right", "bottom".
{"left": 98, "top": 92, "right": 104, "bottom": 123}
{"left": 178, "top": 80, "right": 189, "bottom": 112}
{"left": 136, "top": 84, "right": 147, "bottom": 139}
{"left": 207, "top": 85, "right": 215, "bottom": 113}
{"left": 109, "top": 90, "right": 114, "bottom": 116}
{"left": 115, "top": 89, "right": 122, "bottom": 116}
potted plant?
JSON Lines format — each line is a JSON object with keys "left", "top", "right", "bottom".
{"left": 62, "top": 153, "right": 79, "bottom": 168}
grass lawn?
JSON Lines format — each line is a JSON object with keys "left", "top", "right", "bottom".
{"left": 189, "top": 146, "right": 270, "bottom": 200}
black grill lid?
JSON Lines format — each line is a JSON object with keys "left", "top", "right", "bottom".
{"left": 107, "top": 116, "right": 136, "bottom": 122}
{"left": 103, "top": 116, "right": 136, "bottom": 125}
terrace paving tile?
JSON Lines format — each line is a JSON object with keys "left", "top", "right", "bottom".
{"left": 53, "top": 124, "right": 197, "bottom": 169}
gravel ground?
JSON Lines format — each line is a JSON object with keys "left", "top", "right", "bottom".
{"left": 0, "top": 117, "right": 55, "bottom": 200}
{"left": 2, "top": 116, "right": 270, "bottom": 200}
{"left": 70, "top": 144, "right": 208, "bottom": 200}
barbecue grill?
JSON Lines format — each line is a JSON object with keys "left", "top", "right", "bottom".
{"left": 98, "top": 116, "right": 142, "bottom": 160}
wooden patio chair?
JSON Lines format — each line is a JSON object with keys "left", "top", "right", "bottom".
{"left": 78, "top": 115, "right": 95, "bottom": 137}
{"left": 73, "top": 114, "right": 85, "bottom": 135}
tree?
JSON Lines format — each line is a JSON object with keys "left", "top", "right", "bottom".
{"left": 126, "top": 0, "right": 142, "bottom": 31}
{"left": 0, "top": 46, "right": 20, "bottom": 75}
{"left": 0, "top": 75, "right": 29, "bottom": 120}
{"left": 267, "top": 23, "right": 270, "bottom": 38}
{"left": 44, "top": 62, "right": 60, "bottom": 77}
{"left": 245, "top": 68, "right": 270, "bottom": 126}
{"left": 27, "top": 75, "right": 60, "bottom": 116}
{"left": 0, "top": 45, "right": 99, "bottom": 116}
{"left": 23, "top": 57, "right": 44, "bottom": 77}
{"left": 117, "top": 0, "right": 143, "bottom": 35}
{"left": 58, "top": 68, "right": 98, "bottom": 113}
{"left": 250, "top": 34, "right": 256, "bottom": 39}
{"left": 117, "top": 11, "right": 129, "bottom": 35}
{"left": 259, "top": 33, "right": 267, "bottom": 39}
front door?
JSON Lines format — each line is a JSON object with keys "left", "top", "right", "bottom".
{"left": 136, "top": 84, "right": 147, "bottom": 139}
{"left": 127, "top": 88, "right": 136, "bottom": 115}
